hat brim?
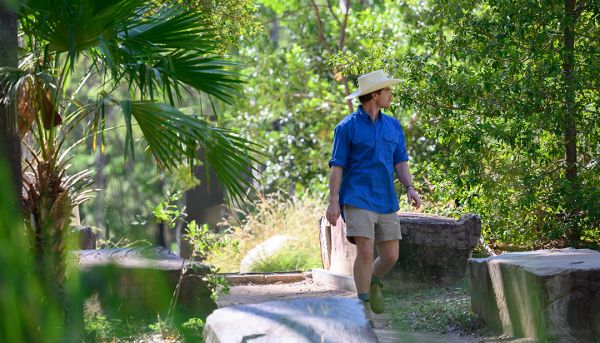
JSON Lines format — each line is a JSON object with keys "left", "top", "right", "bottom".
{"left": 344, "top": 78, "right": 401, "bottom": 100}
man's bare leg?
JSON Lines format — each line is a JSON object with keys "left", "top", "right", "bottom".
{"left": 353, "top": 236, "right": 375, "bottom": 294}
{"left": 373, "top": 240, "right": 399, "bottom": 278}
{"left": 369, "top": 239, "right": 399, "bottom": 314}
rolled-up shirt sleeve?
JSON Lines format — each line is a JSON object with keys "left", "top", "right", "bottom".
{"left": 393, "top": 127, "right": 409, "bottom": 164}
{"left": 329, "top": 123, "right": 349, "bottom": 168}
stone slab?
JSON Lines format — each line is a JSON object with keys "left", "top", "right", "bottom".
{"left": 319, "top": 216, "right": 357, "bottom": 275}
{"left": 469, "top": 248, "right": 600, "bottom": 342}
{"left": 78, "top": 246, "right": 216, "bottom": 321}
{"left": 396, "top": 213, "right": 481, "bottom": 283}
{"left": 312, "top": 268, "right": 357, "bottom": 292}
{"left": 223, "top": 272, "right": 308, "bottom": 285}
{"left": 204, "top": 296, "right": 377, "bottom": 343}
{"left": 319, "top": 213, "right": 481, "bottom": 283}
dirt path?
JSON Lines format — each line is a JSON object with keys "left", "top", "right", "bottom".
{"left": 216, "top": 278, "right": 488, "bottom": 343}
{"left": 217, "top": 278, "right": 354, "bottom": 307}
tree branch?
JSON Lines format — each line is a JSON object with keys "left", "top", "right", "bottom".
{"left": 337, "top": 0, "right": 352, "bottom": 112}
{"left": 310, "top": 0, "right": 332, "bottom": 52}
{"left": 338, "top": 0, "right": 350, "bottom": 49}
{"left": 574, "top": 0, "right": 587, "bottom": 19}
{"left": 326, "top": 0, "right": 342, "bottom": 27}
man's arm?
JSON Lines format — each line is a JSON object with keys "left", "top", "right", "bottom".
{"left": 394, "top": 161, "right": 421, "bottom": 209}
{"left": 326, "top": 166, "right": 343, "bottom": 225}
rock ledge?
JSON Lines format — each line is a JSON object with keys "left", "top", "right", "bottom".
{"left": 469, "top": 248, "right": 600, "bottom": 342}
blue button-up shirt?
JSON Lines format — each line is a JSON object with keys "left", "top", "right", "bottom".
{"left": 329, "top": 105, "right": 409, "bottom": 214}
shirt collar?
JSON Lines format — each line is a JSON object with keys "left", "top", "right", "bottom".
{"left": 357, "top": 105, "right": 383, "bottom": 122}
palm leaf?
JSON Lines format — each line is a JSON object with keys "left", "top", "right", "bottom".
{"left": 120, "top": 100, "right": 261, "bottom": 203}
{"left": 118, "top": 4, "right": 216, "bottom": 54}
{"left": 20, "top": 0, "right": 142, "bottom": 56}
{"left": 90, "top": 2, "right": 242, "bottom": 103}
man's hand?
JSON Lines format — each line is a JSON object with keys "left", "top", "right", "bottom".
{"left": 407, "top": 188, "right": 421, "bottom": 209}
{"left": 326, "top": 201, "right": 341, "bottom": 226}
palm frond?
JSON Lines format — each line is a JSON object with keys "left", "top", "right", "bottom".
{"left": 118, "top": 4, "right": 216, "bottom": 54}
{"left": 120, "top": 100, "right": 262, "bottom": 203}
{"left": 154, "top": 53, "right": 243, "bottom": 104}
{"left": 91, "top": 2, "right": 242, "bottom": 104}
{"left": 21, "top": 0, "right": 143, "bottom": 56}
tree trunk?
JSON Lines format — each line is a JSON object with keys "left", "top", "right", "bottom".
{"left": 94, "top": 148, "right": 105, "bottom": 234}
{"left": 0, "top": 9, "right": 21, "bottom": 210}
{"left": 561, "top": 0, "right": 580, "bottom": 244}
{"left": 156, "top": 178, "right": 166, "bottom": 247}
{"left": 269, "top": 16, "right": 279, "bottom": 44}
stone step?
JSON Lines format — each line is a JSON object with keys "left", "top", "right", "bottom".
{"left": 468, "top": 248, "right": 600, "bottom": 342}
{"left": 312, "top": 268, "right": 357, "bottom": 292}
{"left": 204, "top": 297, "right": 378, "bottom": 342}
{"left": 222, "top": 271, "right": 309, "bottom": 285}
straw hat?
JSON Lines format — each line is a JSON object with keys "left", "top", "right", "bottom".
{"left": 344, "top": 70, "right": 401, "bottom": 100}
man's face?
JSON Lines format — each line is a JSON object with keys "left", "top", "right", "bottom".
{"left": 374, "top": 87, "right": 392, "bottom": 109}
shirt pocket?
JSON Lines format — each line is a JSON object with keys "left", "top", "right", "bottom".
{"left": 382, "top": 133, "right": 399, "bottom": 160}
{"left": 351, "top": 129, "right": 374, "bottom": 150}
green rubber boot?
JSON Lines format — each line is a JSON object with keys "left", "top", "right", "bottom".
{"left": 369, "top": 282, "right": 385, "bottom": 314}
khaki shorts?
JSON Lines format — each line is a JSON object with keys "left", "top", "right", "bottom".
{"left": 343, "top": 205, "right": 402, "bottom": 244}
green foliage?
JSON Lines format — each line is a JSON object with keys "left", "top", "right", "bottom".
{"left": 184, "top": 220, "right": 231, "bottom": 300}
{"left": 222, "top": 1, "right": 358, "bottom": 194}
{"left": 192, "top": 0, "right": 261, "bottom": 52}
{"left": 0, "top": 160, "right": 63, "bottom": 342}
{"left": 181, "top": 317, "right": 205, "bottom": 334}
{"left": 146, "top": 192, "right": 230, "bottom": 300}
{"left": 83, "top": 312, "right": 189, "bottom": 341}
{"left": 186, "top": 220, "right": 226, "bottom": 260}
{"left": 208, "top": 193, "right": 324, "bottom": 272}
{"left": 3, "top": 0, "right": 260, "bottom": 211}
{"left": 184, "top": 220, "right": 229, "bottom": 301}
{"left": 325, "top": 0, "right": 600, "bottom": 246}
{"left": 83, "top": 314, "right": 205, "bottom": 341}
{"left": 152, "top": 192, "right": 187, "bottom": 228}
{"left": 84, "top": 314, "right": 117, "bottom": 341}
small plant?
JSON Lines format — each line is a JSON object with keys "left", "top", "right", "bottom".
{"left": 152, "top": 192, "right": 188, "bottom": 229}
{"left": 185, "top": 220, "right": 230, "bottom": 300}
{"left": 84, "top": 314, "right": 116, "bottom": 341}
{"left": 180, "top": 317, "right": 205, "bottom": 341}
{"left": 146, "top": 192, "right": 230, "bottom": 300}
{"left": 148, "top": 317, "right": 173, "bottom": 337}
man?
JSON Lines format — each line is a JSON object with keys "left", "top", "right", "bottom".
{"left": 326, "top": 70, "right": 421, "bottom": 321}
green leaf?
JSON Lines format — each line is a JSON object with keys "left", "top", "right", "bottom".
{"left": 120, "top": 100, "right": 262, "bottom": 204}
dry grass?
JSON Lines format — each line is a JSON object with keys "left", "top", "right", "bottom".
{"left": 207, "top": 193, "right": 325, "bottom": 273}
